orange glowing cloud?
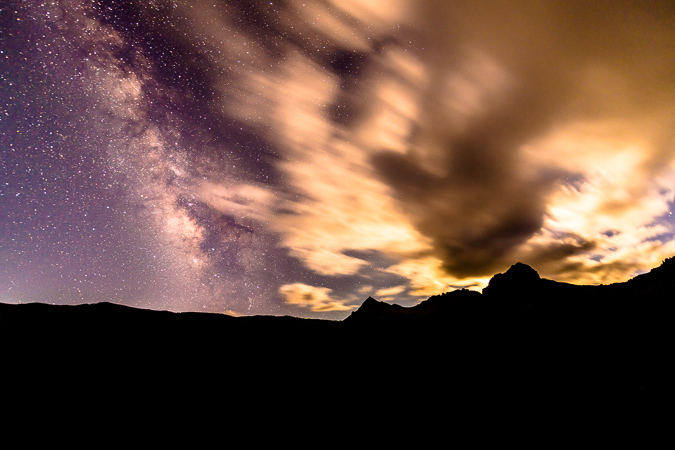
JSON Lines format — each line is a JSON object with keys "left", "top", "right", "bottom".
{"left": 189, "top": 0, "right": 675, "bottom": 304}
{"left": 279, "top": 283, "right": 357, "bottom": 312}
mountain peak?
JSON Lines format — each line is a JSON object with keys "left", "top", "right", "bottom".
{"left": 345, "top": 296, "right": 407, "bottom": 321}
{"left": 504, "top": 262, "right": 540, "bottom": 280}
{"left": 482, "top": 262, "right": 541, "bottom": 298}
{"left": 627, "top": 256, "right": 675, "bottom": 288}
{"left": 655, "top": 256, "right": 675, "bottom": 273}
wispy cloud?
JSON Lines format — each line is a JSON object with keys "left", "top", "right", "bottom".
{"left": 279, "top": 283, "right": 357, "bottom": 312}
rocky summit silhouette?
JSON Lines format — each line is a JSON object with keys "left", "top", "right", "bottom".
{"left": 346, "top": 258, "right": 675, "bottom": 322}
{"left": 482, "top": 261, "right": 541, "bottom": 305}
{"left": 2, "top": 258, "right": 673, "bottom": 436}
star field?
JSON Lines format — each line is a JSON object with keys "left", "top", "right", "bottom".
{"left": 2, "top": 0, "right": 675, "bottom": 319}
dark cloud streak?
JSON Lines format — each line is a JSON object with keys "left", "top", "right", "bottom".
{"left": 370, "top": 0, "right": 675, "bottom": 278}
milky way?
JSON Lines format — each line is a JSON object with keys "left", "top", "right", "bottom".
{"left": 2, "top": 0, "right": 675, "bottom": 318}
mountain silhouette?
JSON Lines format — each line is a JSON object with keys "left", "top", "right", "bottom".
{"left": 346, "top": 258, "right": 674, "bottom": 322}
{"left": 482, "top": 261, "right": 541, "bottom": 305}
{"left": 2, "top": 258, "right": 673, "bottom": 436}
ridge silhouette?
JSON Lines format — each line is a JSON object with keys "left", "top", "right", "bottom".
{"left": 2, "top": 258, "right": 673, "bottom": 434}
{"left": 347, "top": 258, "right": 675, "bottom": 321}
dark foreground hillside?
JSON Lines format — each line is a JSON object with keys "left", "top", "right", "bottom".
{"left": 2, "top": 259, "right": 674, "bottom": 441}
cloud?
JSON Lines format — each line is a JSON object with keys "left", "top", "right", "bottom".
{"left": 383, "top": 256, "right": 490, "bottom": 297}
{"left": 68, "top": 0, "right": 675, "bottom": 314}
{"left": 367, "top": 0, "right": 675, "bottom": 283}
{"left": 190, "top": 0, "right": 675, "bottom": 299}
{"left": 372, "top": 285, "right": 407, "bottom": 302}
{"left": 279, "top": 283, "right": 357, "bottom": 312}
{"left": 9, "top": 0, "right": 675, "bottom": 318}
{"left": 374, "top": 285, "right": 406, "bottom": 298}
{"left": 196, "top": 181, "right": 276, "bottom": 224}
{"left": 328, "top": 0, "right": 413, "bottom": 37}
{"left": 357, "top": 285, "right": 373, "bottom": 295}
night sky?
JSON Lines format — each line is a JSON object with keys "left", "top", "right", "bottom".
{"left": 2, "top": 0, "right": 674, "bottom": 319}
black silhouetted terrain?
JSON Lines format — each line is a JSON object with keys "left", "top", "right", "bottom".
{"left": 2, "top": 259, "right": 674, "bottom": 438}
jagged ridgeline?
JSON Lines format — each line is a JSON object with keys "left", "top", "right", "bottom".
{"left": 2, "top": 258, "right": 673, "bottom": 431}
{"left": 2, "top": 257, "right": 673, "bottom": 332}
{"left": 346, "top": 258, "right": 675, "bottom": 321}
